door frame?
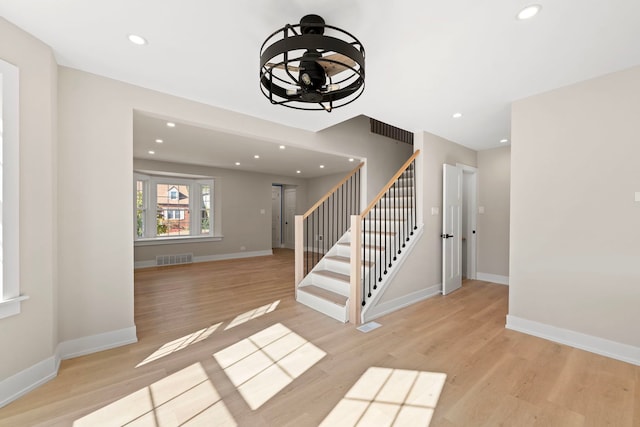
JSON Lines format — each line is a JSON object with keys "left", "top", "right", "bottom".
{"left": 457, "top": 163, "right": 478, "bottom": 280}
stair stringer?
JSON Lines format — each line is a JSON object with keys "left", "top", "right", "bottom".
{"left": 360, "top": 223, "right": 427, "bottom": 323}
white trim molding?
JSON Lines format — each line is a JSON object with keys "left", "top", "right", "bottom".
{"left": 0, "top": 295, "right": 29, "bottom": 319}
{"left": 506, "top": 315, "right": 640, "bottom": 366}
{"left": 364, "top": 285, "right": 441, "bottom": 322}
{"left": 134, "top": 250, "right": 273, "bottom": 269}
{"left": 0, "top": 355, "right": 59, "bottom": 409}
{"left": 477, "top": 272, "right": 509, "bottom": 285}
{"left": 57, "top": 326, "right": 138, "bottom": 360}
{"left": 0, "top": 326, "right": 138, "bottom": 408}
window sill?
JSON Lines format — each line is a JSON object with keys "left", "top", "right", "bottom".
{"left": 0, "top": 295, "right": 30, "bottom": 320}
{"left": 134, "top": 235, "right": 224, "bottom": 247}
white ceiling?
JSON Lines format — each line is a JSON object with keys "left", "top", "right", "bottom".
{"left": 3, "top": 0, "right": 640, "bottom": 174}
{"left": 133, "top": 111, "right": 359, "bottom": 178}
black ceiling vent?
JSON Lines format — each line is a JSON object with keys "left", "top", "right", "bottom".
{"left": 370, "top": 118, "right": 414, "bottom": 145}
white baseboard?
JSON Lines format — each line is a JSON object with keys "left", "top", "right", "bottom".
{"left": 0, "top": 326, "right": 138, "bottom": 409}
{"left": 135, "top": 250, "right": 273, "bottom": 269}
{"left": 0, "top": 355, "right": 60, "bottom": 409}
{"left": 506, "top": 315, "right": 640, "bottom": 366}
{"left": 57, "top": 326, "right": 138, "bottom": 360}
{"left": 477, "top": 272, "right": 509, "bottom": 285}
{"left": 364, "top": 284, "right": 441, "bottom": 322}
{"left": 194, "top": 250, "right": 273, "bottom": 264}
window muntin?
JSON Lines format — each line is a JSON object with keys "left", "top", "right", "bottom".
{"left": 134, "top": 173, "right": 216, "bottom": 241}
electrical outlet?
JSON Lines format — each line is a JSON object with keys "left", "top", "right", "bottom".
{"left": 317, "top": 235, "right": 323, "bottom": 241}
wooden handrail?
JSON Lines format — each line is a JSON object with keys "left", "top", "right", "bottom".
{"left": 360, "top": 150, "right": 420, "bottom": 218}
{"left": 303, "top": 162, "right": 365, "bottom": 218}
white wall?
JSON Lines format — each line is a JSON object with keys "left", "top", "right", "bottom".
{"left": 509, "top": 66, "right": 640, "bottom": 353}
{"left": 477, "top": 146, "right": 510, "bottom": 279}
{"left": 0, "top": 18, "right": 58, "bottom": 380}
{"left": 378, "top": 131, "right": 477, "bottom": 303}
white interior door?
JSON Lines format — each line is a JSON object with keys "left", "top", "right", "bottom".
{"left": 442, "top": 164, "right": 462, "bottom": 295}
{"left": 272, "top": 186, "right": 282, "bottom": 248}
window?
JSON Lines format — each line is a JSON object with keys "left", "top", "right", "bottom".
{"left": 1, "top": 58, "right": 26, "bottom": 319}
{"left": 168, "top": 187, "right": 179, "bottom": 201}
{"left": 134, "top": 172, "right": 220, "bottom": 243}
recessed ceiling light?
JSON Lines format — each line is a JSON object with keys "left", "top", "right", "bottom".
{"left": 166, "top": 122, "right": 176, "bottom": 128}
{"left": 128, "top": 34, "right": 147, "bottom": 45}
{"left": 320, "top": 165, "right": 325, "bottom": 168}
{"left": 296, "top": 170, "right": 301, "bottom": 174}
{"left": 279, "top": 145, "right": 286, "bottom": 150}
{"left": 254, "top": 155, "right": 260, "bottom": 159}
{"left": 500, "top": 138, "right": 509, "bottom": 143}
{"left": 517, "top": 4, "right": 542, "bottom": 20}
{"left": 452, "top": 112, "right": 463, "bottom": 119}
{"left": 348, "top": 158, "right": 354, "bottom": 162}
{"left": 155, "top": 139, "right": 163, "bottom": 143}
{"left": 235, "top": 162, "right": 241, "bottom": 166}
{"left": 148, "top": 150, "right": 155, "bottom": 155}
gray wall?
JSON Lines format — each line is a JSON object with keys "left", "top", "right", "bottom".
{"left": 477, "top": 146, "right": 511, "bottom": 278}
{"left": 133, "top": 159, "right": 309, "bottom": 262}
{"left": 0, "top": 18, "right": 58, "bottom": 380}
{"left": 379, "top": 131, "right": 477, "bottom": 303}
{"left": 510, "top": 65, "right": 640, "bottom": 348}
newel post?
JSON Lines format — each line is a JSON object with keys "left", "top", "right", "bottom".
{"left": 349, "top": 215, "right": 362, "bottom": 325}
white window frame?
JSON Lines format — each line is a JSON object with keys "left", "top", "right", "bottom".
{"left": 134, "top": 172, "right": 222, "bottom": 245}
{"left": 0, "top": 59, "right": 28, "bottom": 319}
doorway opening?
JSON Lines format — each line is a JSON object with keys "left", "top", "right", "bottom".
{"left": 460, "top": 165, "right": 478, "bottom": 280}
{"left": 272, "top": 185, "right": 297, "bottom": 250}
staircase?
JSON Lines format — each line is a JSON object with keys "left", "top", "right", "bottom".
{"left": 295, "top": 150, "right": 421, "bottom": 324}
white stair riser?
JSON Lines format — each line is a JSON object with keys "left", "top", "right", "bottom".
{"left": 362, "top": 220, "right": 406, "bottom": 232}
{"left": 363, "top": 208, "right": 415, "bottom": 215}
{"left": 310, "top": 273, "right": 350, "bottom": 296}
{"left": 297, "top": 290, "right": 348, "bottom": 323}
{"left": 335, "top": 244, "right": 384, "bottom": 257}
{"left": 323, "top": 259, "right": 352, "bottom": 276}
{"left": 336, "top": 244, "right": 385, "bottom": 258}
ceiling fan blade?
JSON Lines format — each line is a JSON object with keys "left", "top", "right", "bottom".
{"left": 266, "top": 62, "right": 300, "bottom": 73}
{"left": 317, "top": 53, "right": 357, "bottom": 77}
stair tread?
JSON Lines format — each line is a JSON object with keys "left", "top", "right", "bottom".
{"left": 299, "top": 284, "right": 348, "bottom": 306}
{"left": 313, "top": 269, "right": 350, "bottom": 283}
{"left": 338, "top": 242, "right": 385, "bottom": 251}
{"left": 325, "top": 255, "right": 373, "bottom": 267}
{"left": 362, "top": 230, "right": 396, "bottom": 236}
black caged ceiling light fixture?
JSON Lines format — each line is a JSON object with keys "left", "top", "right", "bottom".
{"left": 260, "top": 14, "right": 365, "bottom": 112}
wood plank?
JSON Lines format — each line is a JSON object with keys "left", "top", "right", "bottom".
{"left": 1, "top": 249, "right": 638, "bottom": 427}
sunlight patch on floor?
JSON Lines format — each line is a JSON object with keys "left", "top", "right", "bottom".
{"left": 319, "top": 367, "right": 447, "bottom": 427}
{"left": 213, "top": 323, "right": 326, "bottom": 410}
{"left": 224, "top": 300, "right": 280, "bottom": 330}
{"left": 136, "top": 323, "right": 222, "bottom": 368}
{"left": 73, "top": 363, "right": 236, "bottom": 426}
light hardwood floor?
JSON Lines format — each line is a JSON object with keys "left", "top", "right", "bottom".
{"left": 1, "top": 249, "right": 638, "bottom": 426}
